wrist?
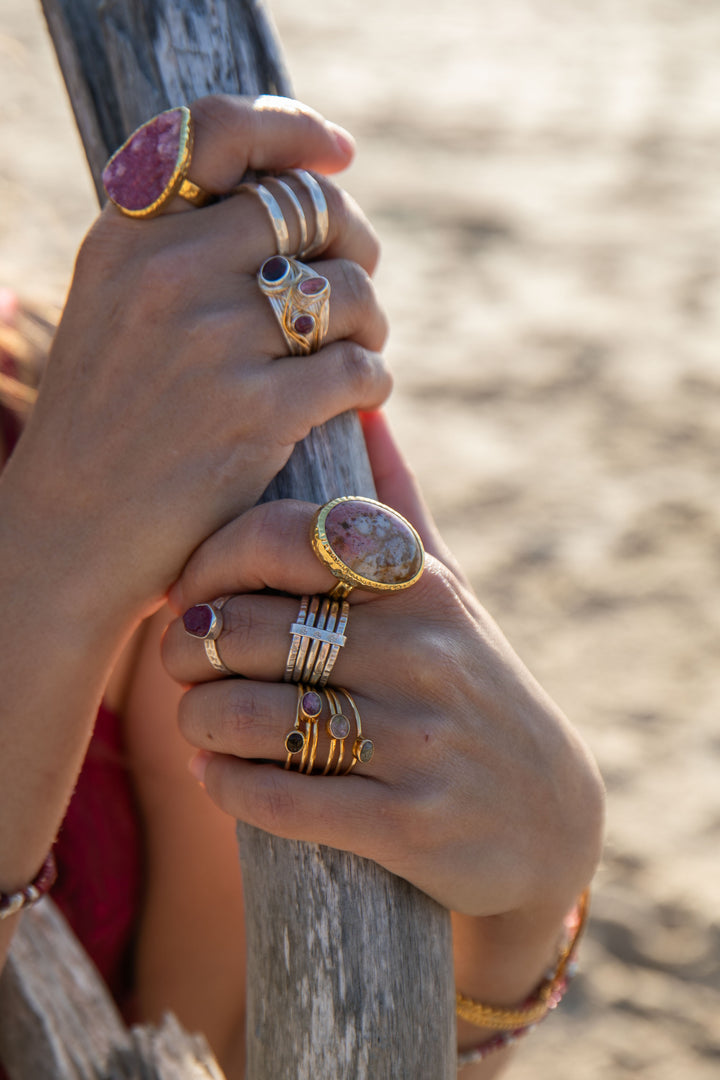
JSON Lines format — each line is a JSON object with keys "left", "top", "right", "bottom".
{"left": 452, "top": 888, "right": 590, "bottom": 1051}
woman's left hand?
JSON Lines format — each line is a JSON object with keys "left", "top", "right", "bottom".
{"left": 163, "top": 482, "right": 603, "bottom": 925}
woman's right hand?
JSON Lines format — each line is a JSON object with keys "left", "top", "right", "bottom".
{"left": 0, "top": 95, "right": 391, "bottom": 633}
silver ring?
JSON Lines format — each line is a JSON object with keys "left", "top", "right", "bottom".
{"left": 289, "top": 170, "right": 328, "bottom": 258}
{"left": 203, "top": 596, "right": 234, "bottom": 675}
{"left": 265, "top": 176, "right": 308, "bottom": 255}
{"left": 257, "top": 256, "right": 331, "bottom": 356}
{"left": 284, "top": 595, "right": 348, "bottom": 685}
{"left": 242, "top": 182, "right": 290, "bottom": 255}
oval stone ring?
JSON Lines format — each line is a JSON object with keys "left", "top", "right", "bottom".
{"left": 311, "top": 496, "right": 425, "bottom": 600}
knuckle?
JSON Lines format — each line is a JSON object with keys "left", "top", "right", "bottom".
{"left": 190, "top": 93, "right": 249, "bottom": 139}
{"left": 338, "top": 340, "right": 376, "bottom": 396}
{"left": 337, "top": 258, "right": 373, "bottom": 311}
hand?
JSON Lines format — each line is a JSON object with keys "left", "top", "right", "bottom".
{"left": 163, "top": 477, "right": 603, "bottom": 922}
{"left": 1, "top": 96, "right": 391, "bottom": 629}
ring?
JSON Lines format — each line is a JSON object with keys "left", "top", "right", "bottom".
{"left": 288, "top": 170, "right": 329, "bottom": 258}
{"left": 311, "top": 497, "right": 425, "bottom": 600}
{"left": 322, "top": 688, "right": 352, "bottom": 775}
{"left": 284, "top": 685, "right": 324, "bottom": 771}
{"left": 182, "top": 595, "right": 234, "bottom": 675}
{"left": 284, "top": 595, "right": 349, "bottom": 685}
{"left": 102, "top": 106, "right": 213, "bottom": 218}
{"left": 257, "top": 256, "right": 331, "bottom": 355}
{"left": 264, "top": 176, "right": 308, "bottom": 255}
{"left": 241, "top": 182, "right": 290, "bottom": 255}
{"left": 336, "top": 688, "right": 374, "bottom": 774}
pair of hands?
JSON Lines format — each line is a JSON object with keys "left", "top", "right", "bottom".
{"left": 163, "top": 409, "right": 605, "bottom": 923}
{"left": 1, "top": 95, "right": 391, "bottom": 635}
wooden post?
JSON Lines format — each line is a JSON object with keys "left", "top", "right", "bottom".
{"left": 29, "top": 3, "right": 457, "bottom": 1076}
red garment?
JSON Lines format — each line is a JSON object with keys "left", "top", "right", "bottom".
{"left": 52, "top": 702, "right": 144, "bottom": 1012}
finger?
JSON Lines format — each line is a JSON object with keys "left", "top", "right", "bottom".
{"left": 266, "top": 342, "right": 392, "bottom": 438}
{"left": 169, "top": 499, "right": 364, "bottom": 613}
{"left": 169, "top": 494, "right": 451, "bottom": 623}
{"left": 164, "top": 590, "right": 378, "bottom": 688}
{"left": 191, "top": 753, "right": 394, "bottom": 867}
{"left": 181, "top": 94, "right": 355, "bottom": 199}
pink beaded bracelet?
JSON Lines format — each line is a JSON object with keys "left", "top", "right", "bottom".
{"left": 0, "top": 852, "right": 57, "bottom": 920}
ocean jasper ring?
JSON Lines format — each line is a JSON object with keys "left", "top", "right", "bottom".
{"left": 102, "top": 106, "right": 212, "bottom": 218}
{"left": 311, "top": 496, "right": 425, "bottom": 600}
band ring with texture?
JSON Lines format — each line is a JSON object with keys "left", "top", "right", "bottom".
{"left": 284, "top": 595, "right": 349, "bottom": 685}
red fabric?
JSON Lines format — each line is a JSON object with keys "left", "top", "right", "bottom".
{"left": 52, "top": 701, "right": 144, "bottom": 1013}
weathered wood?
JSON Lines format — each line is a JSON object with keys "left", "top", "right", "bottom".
{"left": 30, "top": 3, "right": 457, "bottom": 1076}
{"left": 0, "top": 899, "right": 225, "bottom": 1079}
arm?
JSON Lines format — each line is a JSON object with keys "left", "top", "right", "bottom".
{"left": 0, "top": 94, "right": 391, "bottom": 973}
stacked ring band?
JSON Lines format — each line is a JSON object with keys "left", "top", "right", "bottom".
{"left": 283, "top": 686, "right": 373, "bottom": 775}
{"left": 241, "top": 182, "right": 291, "bottom": 255}
{"left": 288, "top": 170, "right": 329, "bottom": 257}
{"left": 284, "top": 595, "right": 349, "bottom": 686}
{"left": 264, "top": 176, "right": 308, "bottom": 255}
{"left": 102, "top": 106, "right": 213, "bottom": 218}
{"left": 257, "top": 255, "right": 331, "bottom": 355}
{"left": 311, "top": 496, "right": 425, "bottom": 600}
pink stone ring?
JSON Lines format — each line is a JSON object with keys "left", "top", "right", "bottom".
{"left": 257, "top": 256, "right": 331, "bottom": 356}
{"left": 311, "top": 496, "right": 425, "bottom": 600}
{"left": 102, "top": 106, "right": 213, "bottom": 218}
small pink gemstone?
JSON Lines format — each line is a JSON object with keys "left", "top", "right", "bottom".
{"left": 328, "top": 714, "right": 351, "bottom": 740}
{"left": 299, "top": 276, "right": 327, "bottom": 296}
{"left": 261, "top": 256, "right": 290, "bottom": 283}
{"left": 102, "top": 108, "right": 186, "bottom": 212}
{"left": 183, "top": 604, "right": 214, "bottom": 638}
{"left": 302, "top": 691, "right": 323, "bottom": 717}
{"left": 324, "top": 499, "right": 423, "bottom": 586}
{"left": 293, "top": 314, "right": 315, "bottom": 336}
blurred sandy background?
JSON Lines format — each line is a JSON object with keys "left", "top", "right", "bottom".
{"left": 2, "top": 1, "right": 720, "bottom": 1076}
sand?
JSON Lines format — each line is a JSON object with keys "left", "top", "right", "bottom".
{"left": 1, "top": 1, "right": 719, "bottom": 1075}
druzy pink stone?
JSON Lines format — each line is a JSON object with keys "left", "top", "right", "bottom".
{"left": 102, "top": 108, "right": 186, "bottom": 212}
{"left": 324, "top": 501, "right": 422, "bottom": 585}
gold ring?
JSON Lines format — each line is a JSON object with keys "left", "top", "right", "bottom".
{"left": 284, "top": 685, "right": 324, "bottom": 771}
{"left": 102, "top": 106, "right": 213, "bottom": 218}
{"left": 311, "top": 496, "right": 425, "bottom": 600}
{"left": 322, "top": 688, "right": 352, "bottom": 775}
{"left": 337, "top": 689, "right": 373, "bottom": 774}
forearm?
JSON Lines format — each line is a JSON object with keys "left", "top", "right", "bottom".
{"left": 0, "top": 483, "right": 145, "bottom": 966}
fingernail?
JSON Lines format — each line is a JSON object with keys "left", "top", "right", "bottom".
{"left": 188, "top": 750, "right": 212, "bottom": 785}
{"left": 329, "top": 123, "right": 355, "bottom": 157}
{"left": 183, "top": 604, "right": 214, "bottom": 638}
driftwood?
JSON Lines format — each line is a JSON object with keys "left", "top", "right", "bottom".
{"left": 1, "top": 2, "right": 457, "bottom": 1076}
{"left": 0, "top": 899, "right": 225, "bottom": 1079}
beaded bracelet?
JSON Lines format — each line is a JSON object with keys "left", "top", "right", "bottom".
{"left": 456, "top": 888, "right": 589, "bottom": 1037}
{"left": 0, "top": 852, "right": 57, "bottom": 920}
